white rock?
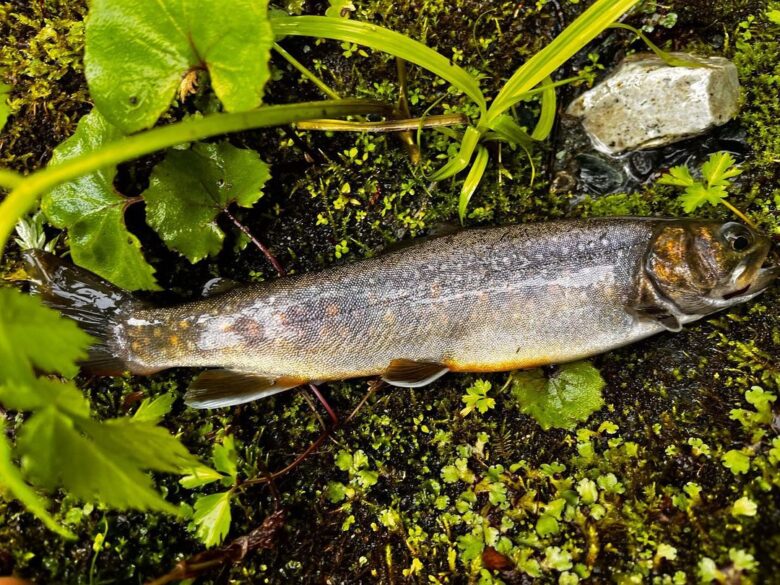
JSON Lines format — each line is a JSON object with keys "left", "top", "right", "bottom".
{"left": 567, "top": 53, "right": 740, "bottom": 154}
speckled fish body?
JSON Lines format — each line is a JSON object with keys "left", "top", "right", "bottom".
{"left": 26, "top": 217, "right": 777, "bottom": 408}
{"left": 118, "top": 218, "right": 775, "bottom": 378}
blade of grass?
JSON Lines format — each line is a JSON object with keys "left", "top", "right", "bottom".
{"left": 0, "top": 168, "right": 23, "bottom": 190}
{"left": 296, "top": 114, "right": 467, "bottom": 132}
{"left": 531, "top": 77, "right": 556, "bottom": 141}
{"left": 429, "top": 126, "right": 482, "bottom": 182}
{"left": 489, "top": 115, "right": 533, "bottom": 147}
{"left": 271, "top": 16, "right": 486, "bottom": 115}
{"left": 609, "top": 23, "right": 708, "bottom": 68}
{"left": 459, "top": 145, "right": 489, "bottom": 223}
{"left": 483, "top": 0, "right": 638, "bottom": 127}
{"left": 273, "top": 43, "right": 342, "bottom": 99}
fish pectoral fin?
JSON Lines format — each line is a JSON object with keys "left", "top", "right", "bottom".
{"left": 382, "top": 359, "right": 449, "bottom": 388}
{"left": 185, "top": 370, "right": 304, "bottom": 409}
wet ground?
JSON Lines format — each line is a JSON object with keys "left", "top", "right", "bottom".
{"left": 0, "top": 0, "right": 778, "bottom": 583}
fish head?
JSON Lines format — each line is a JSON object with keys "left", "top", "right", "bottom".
{"left": 646, "top": 220, "right": 778, "bottom": 315}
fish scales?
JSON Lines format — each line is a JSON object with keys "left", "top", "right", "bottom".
{"left": 121, "top": 218, "right": 662, "bottom": 379}
{"left": 25, "top": 216, "right": 777, "bottom": 407}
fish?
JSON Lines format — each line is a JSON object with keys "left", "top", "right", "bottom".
{"left": 24, "top": 217, "right": 778, "bottom": 409}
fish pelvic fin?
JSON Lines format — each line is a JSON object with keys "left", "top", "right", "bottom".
{"left": 23, "top": 250, "right": 140, "bottom": 375}
{"left": 185, "top": 370, "right": 304, "bottom": 409}
{"left": 382, "top": 359, "right": 449, "bottom": 388}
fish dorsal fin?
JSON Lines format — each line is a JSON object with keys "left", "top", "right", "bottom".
{"left": 382, "top": 359, "right": 449, "bottom": 388}
{"left": 185, "top": 370, "right": 304, "bottom": 409}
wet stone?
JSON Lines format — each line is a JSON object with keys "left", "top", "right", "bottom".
{"left": 567, "top": 53, "right": 740, "bottom": 154}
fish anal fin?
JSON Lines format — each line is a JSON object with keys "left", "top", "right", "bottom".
{"left": 185, "top": 370, "right": 304, "bottom": 409}
{"left": 382, "top": 359, "right": 449, "bottom": 388}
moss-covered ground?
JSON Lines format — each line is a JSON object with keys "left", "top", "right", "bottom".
{"left": 0, "top": 0, "right": 778, "bottom": 583}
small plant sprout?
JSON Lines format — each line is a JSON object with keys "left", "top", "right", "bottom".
{"left": 658, "top": 151, "right": 756, "bottom": 227}
{"left": 460, "top": 379, "right": 495, "bottom": 416}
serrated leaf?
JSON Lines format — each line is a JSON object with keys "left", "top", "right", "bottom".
{"left": 193, "top": 491, "right": 232, "bottom": 547}
{"left": 144, "top": 142, "right": 271, "bottom": 263}
{"left": 0, "top": 288, "right": 92, "bottom": 385}
{"left": 42, "top": 110, "right": 159, "bottom": 291}
{"left": 212, "top": 435, "right": 238, "bottom": 480}
{"left": 0, "top": 379, "right": 90, "bottom": 418}
{"left": 132, "top": 393, "right": 175, "bottom": 424}
{"left": 85, "top": 0, "right": 274, "bottom": 133}
{"left": 0, "top": 419, "right": 75, "bottom": 539}
{"left": 18, "top": 407, "right": 196, "bottom": 514}
{"left": 0, "top": 81, "right": 11, "bottom": 133}
{"left": 679, "top": 182, "right": 727, "bottom": 213}
{"left": 658, "top": 165, "right": 695, "bottom": 188}
{"left": 180, "top": 466, "right": 225, "bottom": 489}
{"left": 701, "top": 151, "right": 741, "bottom": 188}
{"left": 510, "top": 361, "right": 605, "bottom": 430}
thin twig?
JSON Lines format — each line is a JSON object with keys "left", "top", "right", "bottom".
{"left": 309, "top": 383, "right": 339, "bottom": 427}
{"left": 223, "top": 207, "right": 287, "bottom": 276}
{"left": 344, "top": 379, "right": 385, "bottom": 425}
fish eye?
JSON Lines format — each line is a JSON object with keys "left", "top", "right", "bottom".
{"left": 721, "top": 224, "right": 753, "bottom": 252}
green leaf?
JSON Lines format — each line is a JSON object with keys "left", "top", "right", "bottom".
{"left": 457, "top": 532, "right": 484, "bottom": 563}
{"left": 721, "top": 449, "right": 751, "bottom": 475}
{"left": 18, "top": 407, "right": 196, "bottom": 513}
{"left": 326, "top": 481, "right": 348, "bottom": 503}
{"left": 0, "top": 288, "right": 92, "bottom": 385}
{"left": 458, "top": 146, "right": 489, "bottom": 224}
{"left": 0, "top": 81, "right": 11, "bottom": 133}
{"left": 42, "top": 110, "right": 159, "bottom": 291}
{"left": 0, "top": 419, "right": 75, "bottom": 539}
{"left": 212, "top": 435, "right": 238, "bottom": 480}
{"left": 132, "top": 393, "right": 175, "bottom": 424}
{"left": 0, "top": 379, "right": 90, "bottom": 419}
{"left": 85, "top": 0, "right": 274, "bottom": 132}
{"left": 658, "top": 165, "right": 695, "bottom": 188}
{"left": 335, "top": 450, "right": 353, "bottom": 471}
{"left": 536, "top": 513, "right": 559, "bottom": 536}
{"left": 701, "top": 151, "right": 742, "bottom": 187}
{"left": 460, "top": 379, "right": 495, "bottom": 416}
{"left": 193, "top": 491, "right": 232, "bottom": 547}
{"left": 768, "top": 9, "right": 780, "bottom": 25}
{"left": 510, "top": 361, "right": 606, "bottom": 430}
{"left": 325, "top": 0, "right": 355, "bottom": 18}
{"left": 143, "top": 142, "right": 271, "bottom": 263}
{"left": 679, "top": 183, "right": 727, "bottom": 213}
{"left": 180, "top": 466, "right": 225, "bottom": 489}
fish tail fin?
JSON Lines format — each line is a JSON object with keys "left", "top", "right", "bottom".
{"left": 23, "top": 250, "right": 138, "bottom": 375}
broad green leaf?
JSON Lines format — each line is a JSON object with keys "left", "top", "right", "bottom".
{"left": 193, "top": 491, "right": 232, "bottom": 547}
{"left": 0, "top": 419, "right": 75, "bottom": 539}
{"left": 658, "top": 165, "right": 695, "bottom": 187}
{"left": 0, "top": 81, "right": 11, "bottom": 132}
{"left": 18, "top": 407, "right": 193, "bottom": 514}
{"left": 42, "top": 110, "right": 159, "bottom": 291}
{"left": 510, "top": 361, "right": 606, "bottom": 430}
{"left": 212, "top": 435, "right": 238, "bottom": 480}
{"left": 721, "top": 449, "right": 751, "bottom": 475}
{"left": 180, "top": 466, "right": 225, "bottom": 489}
{"left": 680, "top": 183, "right": 727, "bottom": 213}
{"left": 85, "top": 0, "right": 274, "bottom": 132}
{"left": 0, "top": 288, "right": 92, "bottom": 384}
{"left": 144, "top": 142, "right": 271, "bottom": 263}
{"left": 132, "top": 393, "right": 175, "bottom": 424}
{"left": 701, "top": 151, "right": 742, "bottom": 187}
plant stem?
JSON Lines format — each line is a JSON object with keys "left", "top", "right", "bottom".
{"left": 0, "top": 99, "right": 390, "bottom": 256}
{"left": 273, "top": 42, "right": 342, "bottom": 100}
{"left": 0, "top": 168, "right": 23, "bottom": 189}
{"left": 720, "top": 199, "right": 758, "bottom": 229}
{"left": 296, "top": 113, "right": 467, "bottom": 133}
{"left": 222, "top": 207, "right": 287, "bottom": 276}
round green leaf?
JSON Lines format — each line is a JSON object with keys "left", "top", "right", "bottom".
{"left": 85, "top": 0, "right": 274, "bottom": 133}
{"left": 510, "top": 361, "right": 606, "bottom": 430}
{"left": 42, "top": 110, "right": 159, "bottom": 291}
{"left": 143, "top": 142, "right": 270, "bottom": 263}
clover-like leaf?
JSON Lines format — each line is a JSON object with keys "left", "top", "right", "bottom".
{"left": 85, "top": 0, "right": 274, "bottom": 132}
{"left": 42, "top": 110, "right": 159, "bottom": 291}
{"left": 510, "top": 361, "right": 605, "bottom": 430}
{"left": 143, "top": 142, "right": 271, "bottom": 263}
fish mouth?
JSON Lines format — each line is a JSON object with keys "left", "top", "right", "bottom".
{"left": 722, "top": 261, "right": 780, "bottom": 301}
